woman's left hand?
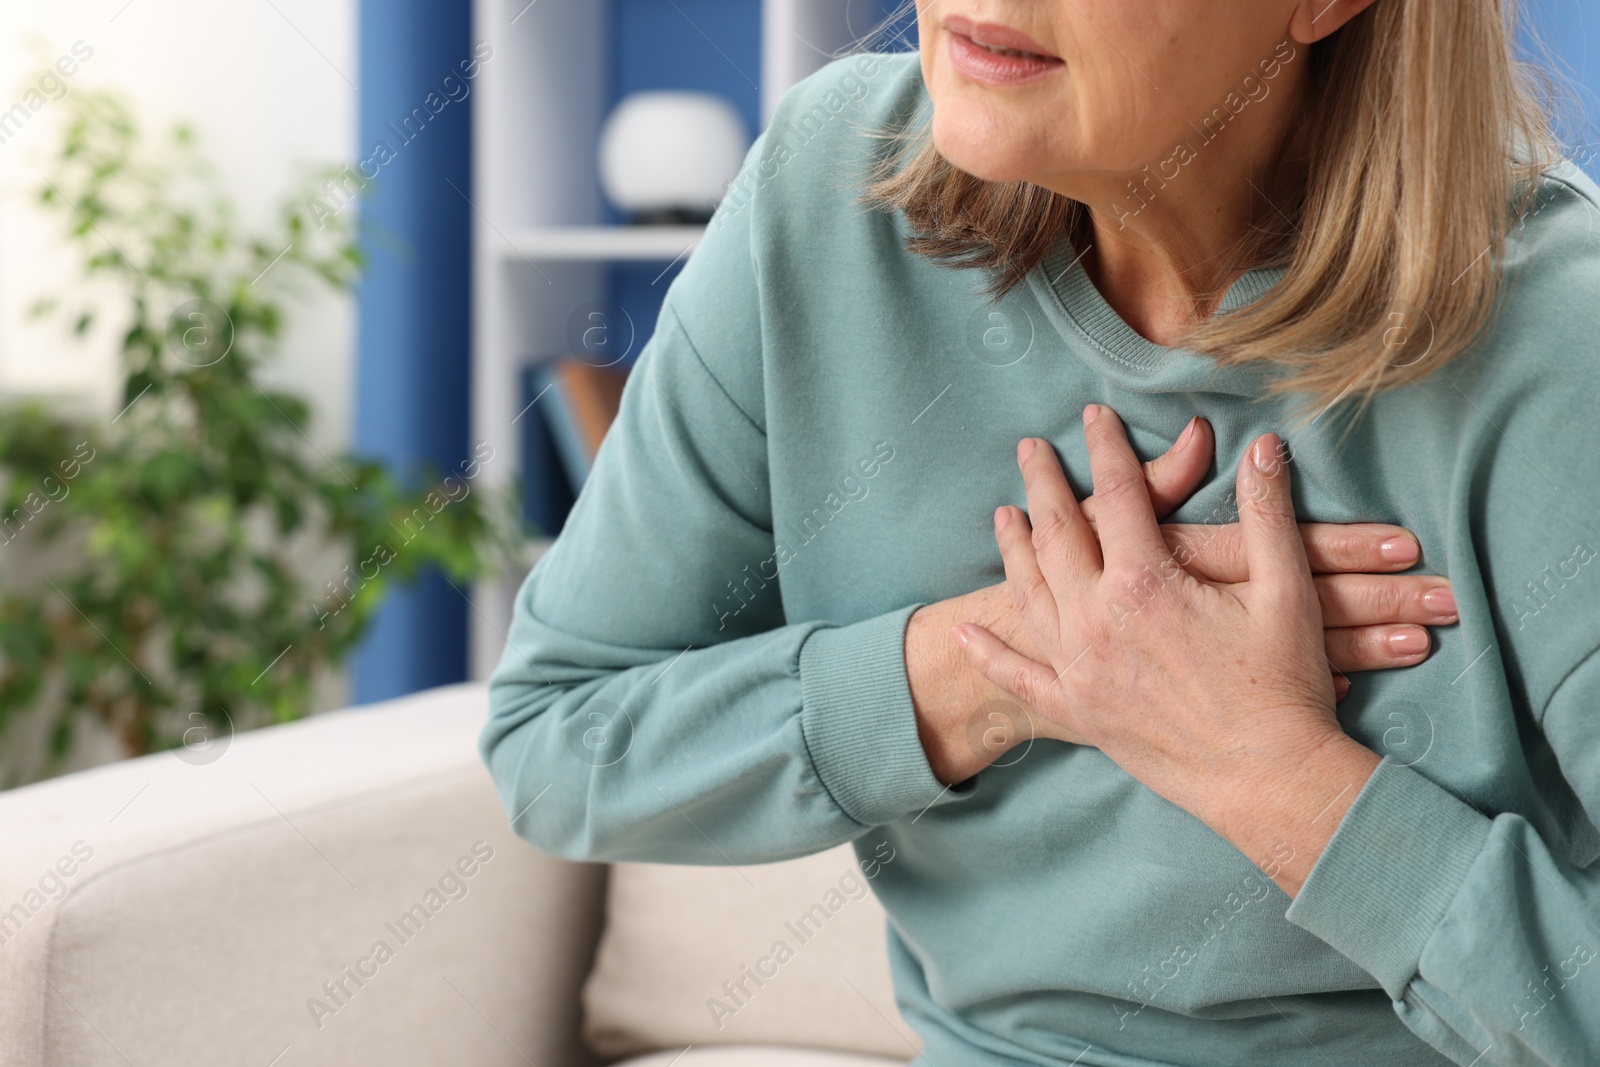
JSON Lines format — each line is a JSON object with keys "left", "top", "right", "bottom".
{"left": 953, "top": 404, "right": 1383, "bottom": 897}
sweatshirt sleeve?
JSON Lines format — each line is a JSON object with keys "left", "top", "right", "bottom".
{"left": 1283, "top": 649, "right": 1600, "bottom": 1067}
{"left": 478, "top": 108, "right": 961, "bottom": 865}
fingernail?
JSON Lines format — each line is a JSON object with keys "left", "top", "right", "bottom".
{"left": 1175, "top": 417, "right": 1197, "bottom": 451}
{"left": 1017, "top": 438, "right": 1037, "bottom": 462}
{"left": 1252, "top": 435, "right": 1282, "bottom": 475}
{"left": 1083, "top": 404, "right": 1101, "bottom": 426}
{"left": 1333, "top": 674, "right": 1351, "bottom": 700}
{"left": 1424, "top": 586, "right": 1457, "bottom": 617}
{"left": 1389, "top": 627, "right": 1428, "bottom": 655}
{"left": 995, "top": 506, "right": 1011, "bottom": 532}
{"left": 1379, "top": 536, "right": 1419, "bottom": 565}
{"left": 950, "top": 625, "right": 969, "bottom": 649}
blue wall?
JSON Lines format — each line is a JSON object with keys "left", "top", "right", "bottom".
{"left": 351, "top": 0, "right": 474, "bottom": 704}
{"left": 1520, "top": 0, "right": 1599, "bottom": 177}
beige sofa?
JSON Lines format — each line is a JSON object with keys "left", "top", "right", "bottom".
{"left": 0, "top": 684, "right": 921, "bottom": 1067}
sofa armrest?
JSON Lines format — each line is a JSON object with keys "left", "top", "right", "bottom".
{"left": 0, "top": 683, "right": 607, "bottom": 1067}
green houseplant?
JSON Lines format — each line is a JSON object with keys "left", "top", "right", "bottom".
{"left": 0, "top": 90, "right": 524, "bottom": 784}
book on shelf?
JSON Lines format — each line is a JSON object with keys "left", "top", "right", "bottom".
{"left": 528, "top": 356, "right": 631, "bottom": 496}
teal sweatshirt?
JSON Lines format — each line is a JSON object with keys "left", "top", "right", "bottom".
{"left": 482, "top": 52, "right": 1600, "bottom": 1067}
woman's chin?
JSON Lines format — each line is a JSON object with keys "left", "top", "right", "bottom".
{"left": 930, "top": 127, "right": 1037, "bottom": 184}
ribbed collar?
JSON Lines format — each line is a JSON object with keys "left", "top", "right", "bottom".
{"left": 1028, "top": 230, "right": 1288, "bottom": 397}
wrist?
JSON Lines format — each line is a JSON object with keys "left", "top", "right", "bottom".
{"left": 905, "top": 600, "right": 994, "bottom": 786}
{"left": 1205, "top": 729, "right": 1381, "bottom": 898}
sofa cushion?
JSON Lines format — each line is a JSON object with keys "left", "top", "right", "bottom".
{"left": 616, "top": 1045, "right": 907, "bottom": 1067}
{"left": 1, "top": 684, "right": 606, "bottom": 1067}
{"left": 583, "top": 844, "right": 920, "bottom": 1061}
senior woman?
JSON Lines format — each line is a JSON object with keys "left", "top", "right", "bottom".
{"left": 482, "top": 0, "right": 1599, "bottom": 1064}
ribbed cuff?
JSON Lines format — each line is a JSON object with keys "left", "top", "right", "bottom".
{"left": 1284, "top": 758, "right": 1492, "bottom": 999}
{"left": 799, "top": 605, "right": 958, "bottom": 827}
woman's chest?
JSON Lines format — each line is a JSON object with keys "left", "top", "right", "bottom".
{"left": 758, "top": 332, "right": 1578, "bottom": 836}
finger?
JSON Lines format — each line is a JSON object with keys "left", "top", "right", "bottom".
{"left": 1080, "top": 405, "right": 1171, "bottom": 572}
{"left": 994, "top": 505, "right": 1060, "bottom": 635}
{"left": 1015, "top": 436, "right": 1101, "bottom": 589}
{"left": 1314, "top": 574, "right": 1459, "bottom": 628}
{"left": 1165, "top": 522, "right": 1426, "bottom": 583}
{"left": 1324, "top": 624, "right": 1433, "bottom": 673}
{"left": 1162, "top": 523, "right": 1244, "bottom": 583}
{"left": 1299, "top": 523, "right": 1420, "bottom": 573}
{"left": 1236, "top": 433, "right": 1316, "bottom": 611}
{"left": 1082, "top": 416, "right": 1213, "bottom": 526}
{"left": 1333, "top": 673, "right": 1351, "bottom": 702}
{"left": 952, "top": 622, "right": 1067, "bottom": 721}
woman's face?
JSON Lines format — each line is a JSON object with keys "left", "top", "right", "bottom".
{"left": 918, "top": 1, "right": 1310, "bottom": 195}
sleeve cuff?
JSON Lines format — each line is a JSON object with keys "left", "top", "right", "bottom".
{"left": 1284, "top": 757, "right": 1493, "bottom": 999}
{"left": 798, "top": 604, "right": 962, "bottom": 827}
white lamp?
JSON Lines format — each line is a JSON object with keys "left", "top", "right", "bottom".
{"left": 598, "top": 91, "right": 751, "bottom": 224}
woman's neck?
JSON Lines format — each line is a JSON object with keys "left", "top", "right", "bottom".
{"left": 1043, "top": 66, "right": 1310, "bottom": 348}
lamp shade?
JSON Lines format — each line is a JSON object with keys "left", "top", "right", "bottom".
{"left": 598, "top": 91, "right": 751, "bottom": 223}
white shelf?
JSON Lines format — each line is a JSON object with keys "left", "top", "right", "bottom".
{"left": 469, "top": 0, "right": 860, "bottom": 680}
{"left": 501, "top": 225, "right": 705, "bottom": 262}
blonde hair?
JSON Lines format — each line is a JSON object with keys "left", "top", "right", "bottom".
{"left": 858, "top": 1, "right": 1568, "bottom": 418}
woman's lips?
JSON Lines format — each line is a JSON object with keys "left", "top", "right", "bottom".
{"left": 944, "top": 15, "right": 1064, "bottom": 86}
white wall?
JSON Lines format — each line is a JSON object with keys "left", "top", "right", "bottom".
{"left": 0, "top": 0, "right": 357, "bottom": 450}
{"left": 0, "top": 2, "right": 359, "bottom": 777}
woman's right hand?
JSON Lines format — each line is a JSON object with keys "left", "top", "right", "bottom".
{"left": 906, "top": 418, "right": 1458, "bottom": 786}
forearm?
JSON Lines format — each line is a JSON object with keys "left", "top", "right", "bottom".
{"left": 485, "top": 575, "right": 959, "bottom": 862}
{"left": 1196, "top": 732, "right": 1382, "bottom": 897}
